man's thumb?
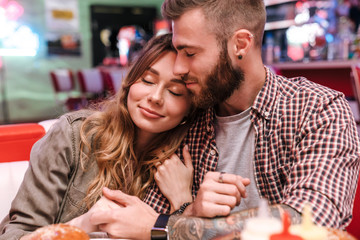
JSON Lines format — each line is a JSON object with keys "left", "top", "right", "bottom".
{"left": 102, "top": 187, "right": 130, "bottom": 205}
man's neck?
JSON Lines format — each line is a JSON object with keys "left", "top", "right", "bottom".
{"left": 216, "top": 67, "right": 266, "bottom": 117}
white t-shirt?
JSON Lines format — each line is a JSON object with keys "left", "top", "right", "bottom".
{"left": 215, "top": 108, "right": 261, "bottom": 212}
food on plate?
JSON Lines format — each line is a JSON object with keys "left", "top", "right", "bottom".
{"left": 26, "top": 223, "right": 89, "bottom": 240}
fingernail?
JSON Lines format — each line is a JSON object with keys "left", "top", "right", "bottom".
{"left": 184, "top": 145, "right": 189, "bottom": 151}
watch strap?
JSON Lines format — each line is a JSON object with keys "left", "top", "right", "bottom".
{"left": 151, "top": 214, "right": 170, "bottom": 240}
{"left": 154, "top": 213, "right": 170, "bottom": 228}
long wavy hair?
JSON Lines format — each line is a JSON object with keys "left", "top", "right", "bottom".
{"left": 80, "top": 33, "right": 195, "bottom": 208}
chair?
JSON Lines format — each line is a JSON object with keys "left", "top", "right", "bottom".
{"left": 101, "top": 68, "right": 127, "bottom": 95}
{"left": 50, "top": 69, "right": 85, "bottom": 111}
{"left": 77, "top": 69, "right": 106, "bottom": 103}
{"left": 0, "top": 123, "right": 46, "bottom": 219}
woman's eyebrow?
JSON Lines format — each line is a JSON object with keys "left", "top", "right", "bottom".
{"left": 170, "top": 79, "right": 186, "bottom": 86}
{"left": 147, "top": 67, "right": 159, "bottom": 76}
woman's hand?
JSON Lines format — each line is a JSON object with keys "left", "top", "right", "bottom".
{"left": 155, "top": 145, "right": 193, "bottom": 213}
{"left": 66, "top": 196, "right": 121, "bottom": 233}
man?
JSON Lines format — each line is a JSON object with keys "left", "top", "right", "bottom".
{"left": 91, "top": 0, "right": 360, "bottom": 239}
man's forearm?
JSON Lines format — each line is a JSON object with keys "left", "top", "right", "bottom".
{"left": 167, "top": 204, "right": 301, "bottom": 240}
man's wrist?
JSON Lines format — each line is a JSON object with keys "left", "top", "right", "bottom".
{"left": 182, "top": 202, "right": 194, "bottom": 216}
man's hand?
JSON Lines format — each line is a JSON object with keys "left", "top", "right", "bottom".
{"left": 184, "top": 172, "right": 250, "bottom": 218}
{"left": 66, "top": 196, "right": 119, "bottom": 233}
{"left": 90, "top": 187, "right": 159, "bottom": 240}
{"left": 155, "top": 145, "right": 193, "bottom": 212}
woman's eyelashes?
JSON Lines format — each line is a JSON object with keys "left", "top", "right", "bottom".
{"left": 141, "top": 78, "right": 154, "bottom": 85}
{"left": 141, "top": 78, "right": 185, "bottom": 97}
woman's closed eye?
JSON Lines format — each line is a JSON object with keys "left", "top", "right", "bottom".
{"left": 168, "top": 90, "right": 183, "bottom": 96}
{"left": 168, "top": 84, "right": 188, "bottom": 97}
{"left": 141, "top": 78, "right": 154, "bottom": 85}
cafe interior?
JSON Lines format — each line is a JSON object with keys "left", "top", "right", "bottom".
{"left": 0, "top": 0, "right": 359, "bottom": 238}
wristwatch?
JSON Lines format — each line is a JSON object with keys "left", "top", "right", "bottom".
{"left": 151, "top": 214, "right": 170, "bottom": 240}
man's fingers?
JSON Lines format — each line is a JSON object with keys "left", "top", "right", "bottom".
{"left": 242, "top": 177, "right": 251, "bottom": 186}
{"left": 102, "top": 187, "right": 132, "bottom": 206}
{"left": 195, "top": 201, "right": 232, "bottom": 218}
{"left": 201, "top": 180, "right": 241, "bottom": 205}
{"left": 182, "top": 145, "right": 193, "bottom": 168}
{"left": 207, "top": 172, "right": 249, "bottom": 198}
{"left": 90, "top": 209, "right": 113, "bottom": 225}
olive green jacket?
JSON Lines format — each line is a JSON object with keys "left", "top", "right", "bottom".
{"left": 0, "top": 111, "right": 98, "bottom": 240}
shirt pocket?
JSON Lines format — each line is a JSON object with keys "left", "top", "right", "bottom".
{"left": 58, "top": 183, "right": 87, "bottom": 223}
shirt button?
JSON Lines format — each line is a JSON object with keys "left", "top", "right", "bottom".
{"left": 207, "top": 125, "right": 212, "bottom": 132}
{"left": 210, "top": 149, "right": 216, "bottom": 156}
{"left": 264, "top": 112, "right": 270, "bottom": 117}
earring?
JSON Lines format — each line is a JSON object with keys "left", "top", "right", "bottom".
{"left": 180, "top": 117, "right": 187, "bottom": 125}
{"left": 238, "top": 55, "right": 243, "bottom": 60}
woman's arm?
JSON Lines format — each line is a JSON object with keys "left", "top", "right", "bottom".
{"left": 154, "top": 145, "right": 193, "bottom": 213}
{"left": 0, "top": 115, "right": 79, "bottom": 240}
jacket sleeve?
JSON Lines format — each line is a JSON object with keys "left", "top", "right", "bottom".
{"left": 0, "top": 115, "right": 77, "bottom": 240}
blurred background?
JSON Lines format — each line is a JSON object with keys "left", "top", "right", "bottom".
{"left": 0, "top": 0, "right": 359, "bottom": 124}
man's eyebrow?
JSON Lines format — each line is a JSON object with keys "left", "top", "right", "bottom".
{"left": 175, "top": 44, "right": 199, "bottom": 51}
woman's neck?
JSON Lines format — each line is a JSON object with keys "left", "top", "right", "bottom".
{"left": 135, "top": 130, "right": 157, "bottom": 154}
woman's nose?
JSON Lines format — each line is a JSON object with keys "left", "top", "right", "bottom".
{"left": 147, "top": 87, "right": 164, "bottom": 105}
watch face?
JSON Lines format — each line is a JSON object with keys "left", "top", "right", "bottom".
{"left": 151, "top": 228, "right": 168, "bottom": 240}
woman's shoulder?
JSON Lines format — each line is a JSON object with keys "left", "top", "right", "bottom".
{"left": 61, "top": 109, "right": 94, "bottom": 125}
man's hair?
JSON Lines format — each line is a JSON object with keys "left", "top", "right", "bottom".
{"left": 162, "top": 0, "right": 266, "bottom": 47}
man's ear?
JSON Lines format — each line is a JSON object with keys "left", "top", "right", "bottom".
{"left": 229, "top": 29, "right": 254, "bottom": 60}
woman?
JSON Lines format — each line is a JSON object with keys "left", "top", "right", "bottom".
{"left": 0, "top": 33, "right": 195, "bottom": 239}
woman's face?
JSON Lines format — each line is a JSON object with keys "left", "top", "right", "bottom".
{"left": 127, "top": 51, "right": 191, "bottom": 138}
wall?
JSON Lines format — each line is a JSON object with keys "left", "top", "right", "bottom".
{"left": 0, "top": 0, "right": 163, "bottom": 123}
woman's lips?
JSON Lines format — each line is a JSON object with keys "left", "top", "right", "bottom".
{"left": 139, "top": 106, "right": 164, "bottom": 119}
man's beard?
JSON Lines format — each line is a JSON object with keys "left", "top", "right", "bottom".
{"left": 191, "top": 46, "right": 245, "bottom": 109}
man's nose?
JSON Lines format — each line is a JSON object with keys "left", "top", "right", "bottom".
{"left": 173, "top": 55, "right": 189, "bottom": 78}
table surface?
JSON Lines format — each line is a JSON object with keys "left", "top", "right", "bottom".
{"left": 88, "top": 228, "right": 358, "bottom": 240}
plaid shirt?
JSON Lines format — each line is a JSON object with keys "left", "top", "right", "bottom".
{"left": 144, "top": 67, "right": 360, "bottom": 229}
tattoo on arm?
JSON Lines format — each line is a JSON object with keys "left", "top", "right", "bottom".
{"left": 167, "top": 204, "right": 302, "bottom": 240}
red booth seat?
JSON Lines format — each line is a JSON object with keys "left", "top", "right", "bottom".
{"left": 346, "top": 175, "right": 360, "bottom": 239}
{"left": 0, "top": 123, "right": 46, "bottom": 219}
{"left": 0, "top": 123, "right": 45, "bottom": 163}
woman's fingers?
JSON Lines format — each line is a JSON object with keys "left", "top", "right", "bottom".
{"left": 182, "top": 145, "right": 193, "bottom": 169}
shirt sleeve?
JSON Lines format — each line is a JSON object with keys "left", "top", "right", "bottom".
{"left": 282, "top": 93, "right": 360, "bottom": 229}
{"left": 0, "top": 115, "right": 76, "bottom": 240}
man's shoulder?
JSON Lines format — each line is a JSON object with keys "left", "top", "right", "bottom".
{"left": 276, "top": 74, "right": 343, "bottom": 100}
